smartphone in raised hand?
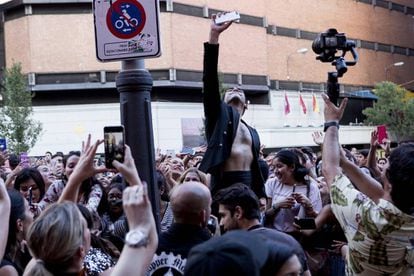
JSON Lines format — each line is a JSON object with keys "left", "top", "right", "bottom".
{"left": 0, "top": 138, "right": 6, "bottom": 151}
{"left": 20, "top": 152, "right": 30, "bottom": 168}
{"left": 377, "top": 125, "right": 388, "bottom": 144}
{"left": 214, "top": 11, "right": 240, "bottom": 25}
{"left": 104, "top": 126, "right": 125, "bottom": 169}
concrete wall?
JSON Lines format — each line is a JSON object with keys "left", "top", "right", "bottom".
{"left": 29, "top": 91, "right": 373, "bottom": 155}
{"left": 3, "top": 0, "right": 413, "bottom": 86}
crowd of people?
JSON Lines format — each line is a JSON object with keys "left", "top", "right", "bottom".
{"left": 0, "top": 14, "right": 413, "bottom": 276}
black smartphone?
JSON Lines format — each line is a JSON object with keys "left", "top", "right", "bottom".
{"left": 28, "top": 187, "right": 33, "bottom": 206}
{"left": 294, "top": 217, "right": 316, "bottom": 230}
{"left": 104, "top": 126, "right": 125, "bottom": 169}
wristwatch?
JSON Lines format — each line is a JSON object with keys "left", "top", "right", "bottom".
{"left": 323, "top": 121, "right": 340, "bottom": 132}
{"left": 125, "top": 229, "right": 149, "bottom": 248}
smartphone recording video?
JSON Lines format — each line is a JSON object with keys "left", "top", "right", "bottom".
{"left": 104, "top": 126, "right": 125, "bottom": 169}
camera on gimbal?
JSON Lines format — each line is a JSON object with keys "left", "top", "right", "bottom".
{"left": 312, "top": 28, "right": 359, "bottom": 105}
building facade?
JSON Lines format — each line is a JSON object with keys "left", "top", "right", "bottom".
{"left": 1, "top": 0, "right": 413, "bottom": 155}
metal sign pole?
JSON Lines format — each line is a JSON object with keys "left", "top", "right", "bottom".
{"left": 116, "top": 59, "right": 160, "bottom": 232}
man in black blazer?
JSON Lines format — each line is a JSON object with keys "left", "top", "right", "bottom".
{"left": 199, "top": 14, "right": 265, "bottom": 201}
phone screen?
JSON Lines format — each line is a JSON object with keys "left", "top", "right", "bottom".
{"left": 20, "top": 152, "right": 30, "bottom": 168}
{"left": 377, "top": 125, "right": 388, "bottom": 144}
{"left": 0, "top": 138, "right": 6, "bottom": 151}
{"left": 104, "top": 126, "right": 125, "bottom": 169}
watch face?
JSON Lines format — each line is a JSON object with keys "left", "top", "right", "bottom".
{"left": 126, "top": 230, "right": 148, "bottom": 247}
{"left": 128, "top": 230, "right": 144, "bottom": 243}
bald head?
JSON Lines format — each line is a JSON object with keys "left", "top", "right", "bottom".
{"left": 170, "top": 181, "right": 212, "bottom": 225}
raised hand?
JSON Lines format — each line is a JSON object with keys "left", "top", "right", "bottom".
{"left": 71, "top": 135, "right": 106, "bottom": 182}
{"left": 322, "top": 93, "right": 348, "bottom": 122}
{"left": 123, "top": 183, "right": 155, "bottom": 234}
{"left": 209, "top": 13, "right": 233, "bottom": 44}
{"left": 58, "top": 135, "right": 107, "bottom": 204}
{"left": 312, "top": 131, "right": 324, "bottom": 146}
{"left": 112, "top": 145, "right": 142, "bottom": 187}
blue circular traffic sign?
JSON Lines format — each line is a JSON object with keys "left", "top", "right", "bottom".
{"left": 106, "top": 0, "right": 146, "bottom": 39}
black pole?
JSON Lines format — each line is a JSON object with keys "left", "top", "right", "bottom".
{"left": 327, "top": 71, "right": 340, "bottom": 106}
{"left": 116, "top": 59, "right": 160, "bottom": 232}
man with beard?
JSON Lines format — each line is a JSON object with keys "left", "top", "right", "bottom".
{"left": 215, "top": 183, "right": 311, "bottom": 276}
{"left": 199, "top": 14, "right": 265, "bottom": 201}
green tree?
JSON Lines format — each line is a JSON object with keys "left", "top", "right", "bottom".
{"left": 0, "top": 62, "right": 42, "bottom": 153}
{"left": 363, "top": 81, "right": 414, "bottom": 143}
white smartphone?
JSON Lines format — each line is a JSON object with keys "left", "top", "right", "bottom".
{"left": 215, "top": 11, "right": 240, "bottom": 25}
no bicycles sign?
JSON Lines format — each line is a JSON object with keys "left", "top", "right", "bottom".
{"left": 93, "top": 0, "right": 161, "bottom": 61}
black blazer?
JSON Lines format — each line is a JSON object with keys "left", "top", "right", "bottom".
{"left": 199, "top": 43, "right": 265, "bottom": 198}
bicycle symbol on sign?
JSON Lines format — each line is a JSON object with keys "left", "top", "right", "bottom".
{"left": 107, "top": 0, "right": 146, "bottom": 39}
{"left": 114, "top": 8, "right": 139, "bottom": 31}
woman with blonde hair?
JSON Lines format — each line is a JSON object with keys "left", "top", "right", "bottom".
{"left": 24, "top": 136, "right": 158, "bottom": 276}
{"left": 178, "top": 167, "right": 208, "bottom": 187}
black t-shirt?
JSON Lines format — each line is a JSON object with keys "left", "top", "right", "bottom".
{"left": 147, "top": 223, "right": 211, "bottom": 275}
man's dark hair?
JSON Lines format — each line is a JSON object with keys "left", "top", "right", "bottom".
{"left": 214, "top": 183, "right": 260, "bottom": 220}
{"left": 358, "top": 149, "right": 369, "bottom": 158}
{"left": 387, "top": 143, "right": 414, "bottom": 215}
{"left": 8, "top": 153, "right": 20, "bottom": 170}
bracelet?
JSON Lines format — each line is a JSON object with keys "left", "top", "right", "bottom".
{"left": 324, "top": 121, "right": 339, "bottom": 132}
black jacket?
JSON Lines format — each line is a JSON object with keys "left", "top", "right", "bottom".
{"left": 199, "top": 42, "right": 265, "bottom": 198}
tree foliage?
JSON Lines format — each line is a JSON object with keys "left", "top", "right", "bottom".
{"left": 363, "top": 81, "right": 414, "bottom": 143}
{"left": 0, "top": 63, "right": 42, "bottom": 153}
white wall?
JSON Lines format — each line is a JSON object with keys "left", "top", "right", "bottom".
{"left": 29, "top": 91, "right": 373, "bottom": 156}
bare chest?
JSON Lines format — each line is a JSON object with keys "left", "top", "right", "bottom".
{"left": 233, "top": 122, "right": 252, "bottom": 147}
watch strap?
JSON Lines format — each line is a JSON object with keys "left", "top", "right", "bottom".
{"left": 324, "top": 121, "right": 339, "bottom": 132}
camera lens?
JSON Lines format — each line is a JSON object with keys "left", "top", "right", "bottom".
{"left": 312, "top": 35, "right": 323, "bottom": 54}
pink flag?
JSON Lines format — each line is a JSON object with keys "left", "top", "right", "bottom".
{"left": 284, "top": 93, "right": 291, "bottom": 115}
{"left": 299, "top": 93, "right": 307, "bottom": 114}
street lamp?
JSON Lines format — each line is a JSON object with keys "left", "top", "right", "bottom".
{"left": 286, "top": 48, "right": 308, "bottom": 80}
{"left": 385, "top": 61, "right": 404, "bottom": 80}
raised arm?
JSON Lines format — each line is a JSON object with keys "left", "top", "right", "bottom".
{"left": 58, "top": 135, "right": 107, "bottom": 204}
{"left": 321, "top": 94, "right": 348, "bottom": 186}
{"left": 202, "top": 14, "right": 232, "bottom": 139}
{"left": 367, "top": 130, "right": 382, "bottom": 179}
{"left": 340, "top": 149, "right": 384, "bottom": 203}
{"left": 0, "top": 177, "right": 10, "bottom": 260}
{"left": 109, "top": 144, "right": 157, "bottom": 275}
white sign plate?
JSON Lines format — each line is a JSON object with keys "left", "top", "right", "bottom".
{"left": 93, "top": 0, "right": 161, "bottom": 61}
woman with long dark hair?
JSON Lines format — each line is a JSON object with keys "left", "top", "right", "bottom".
{"left": 0, "top": 190, "right": 34, "bottom": 275}
{"left": 14, "top": 168, "right": 45, "bottom": 206}
{"left": 264, "top": 149, "right": 322, "bottom": 236}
